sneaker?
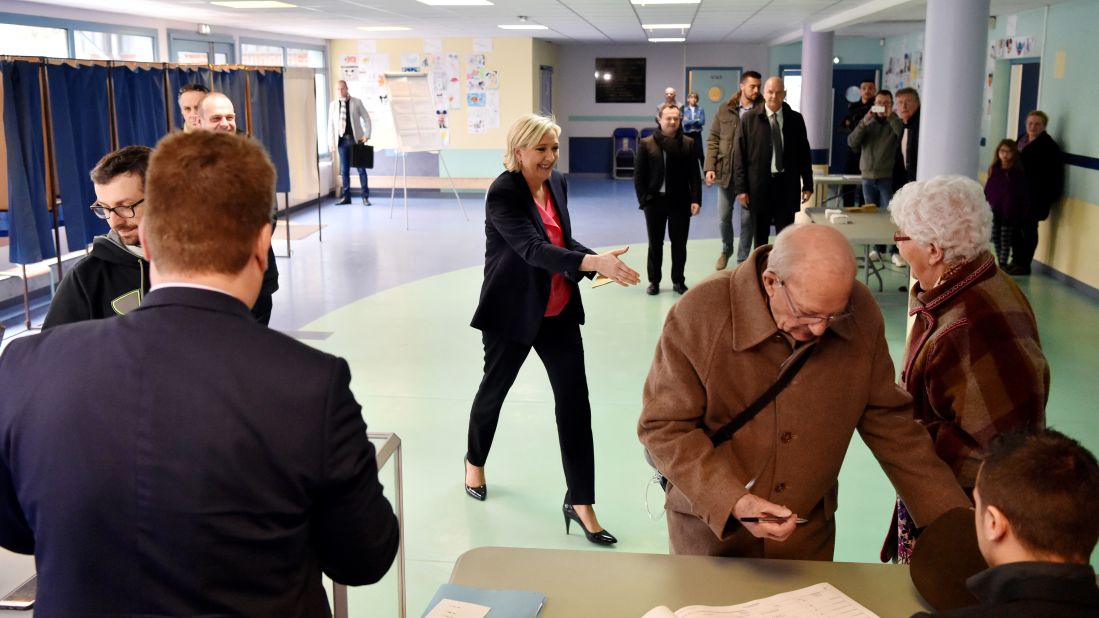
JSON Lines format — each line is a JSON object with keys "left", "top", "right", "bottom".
{"left": 715, "top": 253, "right": 729, "bottom": 271}
{"left": 892, "top": 253, "right": 907, "bottom": 268}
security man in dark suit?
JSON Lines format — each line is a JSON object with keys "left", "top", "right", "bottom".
{"left": 0, "top": 131, "right": 399, "bottom": 617}
{"left": 733, "top": 76, "right": 813, "bottom": 249}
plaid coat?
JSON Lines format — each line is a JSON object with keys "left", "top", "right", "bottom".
{"left": 901, "top": 251, "right": 1049, "bottom": 488}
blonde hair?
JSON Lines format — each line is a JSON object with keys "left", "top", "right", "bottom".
{"left": 503, "top": 114, "right": 560, "bottom": 172}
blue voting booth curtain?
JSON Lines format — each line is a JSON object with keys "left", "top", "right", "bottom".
{"left": 211, "top": 69, "right": 247, "bottom": 130}
{"left": 2, "top": 61, "right": 56, "bottom": 265}
{"left": 111, "top": 65, "right": 168, "bottom": 148}
{"left": 167, "top": 67, "right": 211, "bottom": 131}
{"left": 250, "top": 70, "right": 291, "bottom": 193}
{"left": 46, "top": 63, "right": 111, "bottom": 250}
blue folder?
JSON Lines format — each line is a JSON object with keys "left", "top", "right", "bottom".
{"left": 421, "top": 583, "right": 545, "bottom": 617}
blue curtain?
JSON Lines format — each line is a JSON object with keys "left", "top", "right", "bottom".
{"left": 111, "top": 65, "right": 168, "bottom": 148}
{"left": 166, "top": 67, "right": 211, "bottom": 131}
{"left": 250, "top": 70, "right": 291, "bottom": 193}
{"left": 47, "top": 63, "right": 111, "bottom": 250}
{"left": 2, "top": 61, "right": 55, "bottom": 265}
{"left": 211, "top": 69, "right": 247, "bottom": 130}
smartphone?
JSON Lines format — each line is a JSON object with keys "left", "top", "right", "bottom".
{"left": 870, "top": 105, "right": 886, "bottom": 113}
{"left": 0, "top": 574, "right": 36, "bottom": 610}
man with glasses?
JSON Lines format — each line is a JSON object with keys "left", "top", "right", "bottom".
{"left": 43, "top": 146, "right": 152, "bottom": 328}
{"left": 638, "top": 224, "right": 970, "bottom": 560}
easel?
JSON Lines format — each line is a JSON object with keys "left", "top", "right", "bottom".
{"left": 387, "top": 149, "right": 469, "bottom": 231}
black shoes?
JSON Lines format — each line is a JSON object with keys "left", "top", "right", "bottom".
{"left": 563, "top": 498, "right": 617, "bottom": 546}
{"left": 673, "top": 282, "right": 688, "bottom": 295}
{"left": 1004, "top": 262, "right": 1031, "bottom": 276}
{"left": 464, "top": 459, "right": 486, "bottom": 501}
{"left": 646, "top": 283, "right": 659, "bottom": 295}
{"left": 336, "top": 196, "right": 351, "bottom": 205}
{"left": 362, "top": 196, "right": 372, "bottom": 206}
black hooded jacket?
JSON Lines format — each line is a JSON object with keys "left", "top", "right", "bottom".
{"left": 43, "top": 231, "right": 149, "bottom": 329}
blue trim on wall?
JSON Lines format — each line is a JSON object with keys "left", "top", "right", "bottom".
{"left": 569, "top": 137, "right": 612, "bottom": 175}
{"left": 810, "top": 148, "right": 829, "bottom": 165}
{"left": 1064, "top": 152, "right": 1099, "bottom": 171}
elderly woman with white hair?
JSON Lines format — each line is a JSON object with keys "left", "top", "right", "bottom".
{"left": 464, "top": 114, "right": 640, "bottom": 545}
{"left": 882, "top": 175, "right": 1050, "bottom": 563}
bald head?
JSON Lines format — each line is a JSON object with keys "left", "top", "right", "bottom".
{"left": 763, "top": 225, "right": 856, "bottom": 341}
{"left": 763, "top": 76, "right": 786, "bottom": 113}
{"left": 200, "top": 92, "right": 237, "bottom": 133}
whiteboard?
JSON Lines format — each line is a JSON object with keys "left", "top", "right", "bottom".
{"left": 385, "top": 72, "right": 442, "bottom": 153}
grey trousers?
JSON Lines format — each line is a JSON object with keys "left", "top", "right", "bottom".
{"left": 716, "top": 183, "right": 755, "bottom": 262}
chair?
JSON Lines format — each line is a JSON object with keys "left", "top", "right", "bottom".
{"left": 612, "top": 128, "right": 638, "bottom": 180}
{"left": 640, "top": 127, "right": 656, "bottom": 139}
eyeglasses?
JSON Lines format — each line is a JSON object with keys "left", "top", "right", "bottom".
{"left": 776, "top": 278, "right": 852, "bottom": 326}
{"left": 893, "top": 230, "right": 911, "bottom": 243}
{"left": 90, "top": 198, "right": 144, "bottom": 219}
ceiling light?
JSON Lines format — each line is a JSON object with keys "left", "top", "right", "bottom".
{"left": 642, "top": 23, "right": 690, "bottom": 29}
{"left": 358, "top": 26, "right": 412, "bottom": 32}
{"left": 498, "top": 24, "right": 548, "bottom": 30}
{"left": 416, "top": 0, "right": 493, "bottom": 5}
{"left": 649, "top": 37, "right": 686, "bottom": 43}
{"left": 632, "top": 0, "right": 700, "bottom": 5}
{"left": 210, "top": 0, "right": 296, "bottom": 7}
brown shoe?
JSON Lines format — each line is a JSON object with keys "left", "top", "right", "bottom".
{"left": 715, "top": 253, "right": 729, "bottom": 270}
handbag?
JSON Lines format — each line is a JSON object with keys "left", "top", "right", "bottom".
{"left": 350, "top": 143, "right": 374, "bottom": 169}
{"left": 646, "top": 344, "right": 816, "bottom": 492}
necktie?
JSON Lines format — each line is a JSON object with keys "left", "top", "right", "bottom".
{"left": 770, "top": 112, "right": 784, "bottom": 173}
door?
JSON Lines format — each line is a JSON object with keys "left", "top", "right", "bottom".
{"left": 686, "top": 67, "right": 741, "bottom": 139}
{"left": 830, "top": 66, "right": 880, "bottom": 173}
{"left": 539, "top": 65, "right": 553, "bottom": 116}
{"left": 1007, "top": 61, "right": 1040, "bottom": 140}
{"left": 171, "top": 37, "right": 235, "bottom": 65}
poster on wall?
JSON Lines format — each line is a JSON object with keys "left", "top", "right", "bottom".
{"left": 340, "top": 55, "right": 359, "bottom": 81}
{"left": 882, "top": 34, "right": 923, "bottom": 94}
{"left": 989, "top": 36, "right": 1035, "bottom": 58}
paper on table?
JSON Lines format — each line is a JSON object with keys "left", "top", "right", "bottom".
{"left": 641, "top": 583, "right": 879, "bottom": 618}
{"left": 592, "top": 274, "right": 614, "bottom": 288}
{"left": 424, "top": 599, "right": 491, "bottom": 618}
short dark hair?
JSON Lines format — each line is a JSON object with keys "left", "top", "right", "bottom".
{"left": 860, "top": 79, "right": 876, "bottom": 87}
{"left": 895, "top": 87, "right": 920, "bottom": 103}
{"left": 657, "top": 102, "right": 681, "bottom": 118}
{"left": 179, "top": 82, "right": 210, "bottom": 96}
{"left": 741, "top": 71, "right": 762, "bottom": 83}
{"left": 144, "top": 132, "right": 274, "bottom": 275}
{"left": 877, "top": 89, "right": 893, "bottom": 99}
{"left": 977, "top": 429, "right": 1099, "bottom": 563}
{"left": 89, "top": 145, "right": 152, "bottom": 186}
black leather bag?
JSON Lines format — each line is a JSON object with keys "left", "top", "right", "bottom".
{"left": 350, "top": 143, "right": 374, "bottom": 169}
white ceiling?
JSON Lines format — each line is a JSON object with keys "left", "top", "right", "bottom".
{"left": 18, "top": 0, "right": 1072, "bottom": 44}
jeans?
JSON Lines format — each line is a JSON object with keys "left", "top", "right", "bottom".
{"left": 716, "top": 184, "right": 755, "bottom": 262}
{"left": 338, "top": 135, "right": 369, "bottom": 197}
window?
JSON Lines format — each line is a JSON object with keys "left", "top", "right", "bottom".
{"left": 241, "top": 43, "right": 284, "bottom": 67}
{"left": 780, "top": 67, "right": 802, "bottom": 113}
{"left": 0, "top": 23, "right": 68, "bottom": 57}
{"left": 288, "top": 48, "right": 324, "bottom": 69}
{"left": 74, "top": 30, "right": 154, "bottom": 62}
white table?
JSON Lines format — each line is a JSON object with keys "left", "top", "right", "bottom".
{"left": 805, "top": 207, "right": 905, "bottom": 292}
{"left": 0, "top": 548, "right": 35, "bottom": 615}
{"left": 812, "top": 174, "right": 863, "bottom": 209}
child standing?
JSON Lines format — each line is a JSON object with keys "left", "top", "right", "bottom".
{"left": 984, "top": 139, "right": 1030, "bottom": 267}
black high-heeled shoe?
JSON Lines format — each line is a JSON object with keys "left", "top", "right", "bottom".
{"left": 464, "top": 458, "right": 486, "bottom": 501}
{"left": 562, "top": 499, "right": 617, "bottom": 545}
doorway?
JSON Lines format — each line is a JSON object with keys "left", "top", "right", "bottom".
{"left": 830, "top": 65, "right": 880, "bottom": 174}
{"left": 686, "top": 67, "right": 742, "bottom": 136}
{"left": 539, "top": 65, "right": 553, "bottom": 116}
{"left": 1006, "top": 60, "right": 1040, "bottom": 140}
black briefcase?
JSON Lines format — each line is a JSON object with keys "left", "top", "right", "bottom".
{"left": 350, "top": 143, "right": 374, "bottom": 169}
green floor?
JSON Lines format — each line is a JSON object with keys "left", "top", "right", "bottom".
{"left": 302, "top": 238, "right": 1099, "bottom": 617}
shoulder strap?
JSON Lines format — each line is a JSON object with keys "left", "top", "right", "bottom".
{"left": 708, "top": 344, "right": 815, "bottom": 448}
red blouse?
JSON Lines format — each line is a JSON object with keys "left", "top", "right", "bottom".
{"left": 536, "top": 188, "right": 572, "bottom": 317}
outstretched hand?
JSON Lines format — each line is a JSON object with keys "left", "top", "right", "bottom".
{"left": 583, "top": 247, "right": 641, "bottom": 287}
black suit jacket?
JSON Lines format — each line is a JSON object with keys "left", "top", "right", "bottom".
{"left": 633, "top": 132, "right": 702, "bottom": 210}
{"left": 893, "top": 109, "right": 920, "bottom": 189}
{"left": 0, "top": 287, "right": 398, "bottom": 617}
{"left": 733, "top": 103, "right": 814, "bottom": 215}
{"left": 1018, "top": 131, "right": 1064, "bottom": 221}
{"left": 471, "top": 170, "right": 595, "bottom": 346}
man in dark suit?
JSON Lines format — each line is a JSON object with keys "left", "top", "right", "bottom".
{"left": 1012, "top": 110, "right": 1065, "bottom": 275}
{"left": 0, "top": 131, "right": 399, "bottom": 617}
{"left": 733, "top": 76, "right": 813, "bottom": 249}
{"left": 892, "top": 87, "right": 921, "bottom": 190}
{"left": 635, "top": 103, "right": 702, "bottom": 295}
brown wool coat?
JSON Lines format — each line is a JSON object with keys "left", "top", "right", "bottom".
{"left": 638, "top": 247, "right": 971, "bottom": 560}
{"left": 902, "top": 252, "right": 1049, "bottom": 489}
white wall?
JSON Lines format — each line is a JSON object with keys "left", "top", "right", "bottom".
{"left": 555, "top": 42, "right": 768, "bottom": 172}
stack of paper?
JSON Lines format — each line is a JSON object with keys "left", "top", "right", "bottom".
{"left": 641, "top": 582, "right": 879, "bottom": 618}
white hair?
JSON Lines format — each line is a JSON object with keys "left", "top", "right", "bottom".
{"left": 890, "top": 175, "right": 993, "bottom": 264}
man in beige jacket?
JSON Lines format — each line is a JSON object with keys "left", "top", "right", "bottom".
{"left": 638, "top": 224, "right": 970, "bottom": 560}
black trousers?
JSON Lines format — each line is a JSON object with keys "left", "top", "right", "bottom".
{"left": 466, "top": 316, "right": 596, "bottom": 504}
{"left": 685, "top": 131, "right": 704, "bottom": 169}
{"left": 752, "top": 174, "right": 797, "bottom": 248}
{"left": 643, "top": 197, "right": 691, "bottom": 286}
{"left": 1012, "top": 220, "right": 1040, "bottom": 268}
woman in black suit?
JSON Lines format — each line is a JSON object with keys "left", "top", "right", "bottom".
{"left": 464, "top": 114, "right": 640, "bottom": 545}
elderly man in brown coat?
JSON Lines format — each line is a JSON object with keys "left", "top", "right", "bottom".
{"left": 638, "top": 224, "right": 970, "bottom": 560}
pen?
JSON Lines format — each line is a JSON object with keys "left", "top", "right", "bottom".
{"left": 739, "top": 517, "right": 809, "bottom": 524}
